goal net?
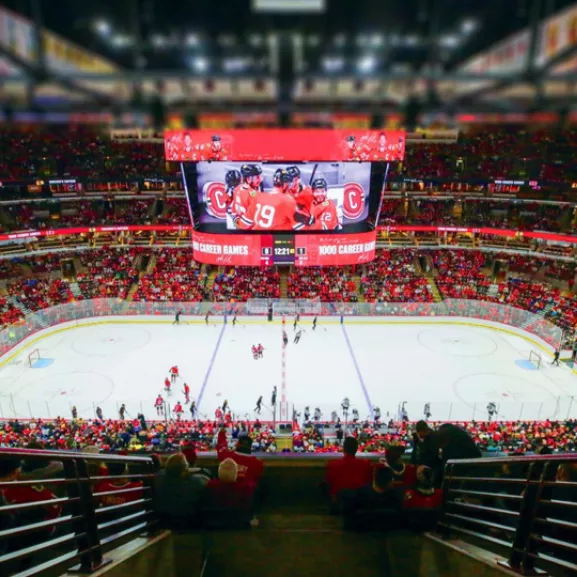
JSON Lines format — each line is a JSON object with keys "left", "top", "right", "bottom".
{"left": 28, "top": 349, "right": 41, "bottom": 368}
{"left": 528, "top": 350, "right": 543, "bottom": 369}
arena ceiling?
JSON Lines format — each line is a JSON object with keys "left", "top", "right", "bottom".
{"left": 5, "top": 0, "right": 577, "bottom": 74}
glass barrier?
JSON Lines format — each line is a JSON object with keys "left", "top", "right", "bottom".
{"left": 0, "top": 298, "right": 571, "bottom": 421}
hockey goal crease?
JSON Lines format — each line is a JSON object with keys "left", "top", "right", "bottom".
{"left": 528, "top": 350, "right": 543, "bottom": 369}
{"left": 28, "top": 349, "right": 41, "bottom": 368}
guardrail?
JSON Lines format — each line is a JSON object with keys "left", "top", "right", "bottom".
{"left": 439, "top": 453, "right": 577, "bottom": 575}
{"left": 0, "top": 448, "right": 157, "bottom": 576}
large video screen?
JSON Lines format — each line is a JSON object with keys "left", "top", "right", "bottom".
{"left": 185, "top": 162, "right": 372, "bottom": 233}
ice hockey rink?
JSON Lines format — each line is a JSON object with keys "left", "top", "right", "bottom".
{"left": 1, "top": 315, "right": 577, "bottom": 422}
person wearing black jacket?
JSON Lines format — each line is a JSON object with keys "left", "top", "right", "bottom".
{"left": 412, "top": 421, "right": 441, "bottom": 473}
{"left": 436, "top": 423, "right": 482, "bottom": 463}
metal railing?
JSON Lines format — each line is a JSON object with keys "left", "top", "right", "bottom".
{"left": 0, "top": 448, "right": 157, "bottom": 576}
{"left": 439, "top": 453, "right": 577, "bottom": 576}
{"left": 0, "top": 297, "right": 564, "bottom": 354}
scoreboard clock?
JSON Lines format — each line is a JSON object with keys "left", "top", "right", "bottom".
{"left": 273, "top": 235, "right": 295, "bottom": 263}
{"left": 260, "top": 235, "right": 296, "bottom": 264}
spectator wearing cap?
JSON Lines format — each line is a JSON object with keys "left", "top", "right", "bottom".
{"left": 216, "top": 428, "right": 264, "bottom": 486}
{"left": 154, "top": 453, "right": 208, "bottom": 528}
{"left": 324, "top": 436, "right": 373, "bottom": 505}
{"left": 203, "top": 459, "right": 257, "bottom": 527}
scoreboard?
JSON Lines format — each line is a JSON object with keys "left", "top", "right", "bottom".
{"left": 192, "top": 231, "right": 376, "bottom": 266}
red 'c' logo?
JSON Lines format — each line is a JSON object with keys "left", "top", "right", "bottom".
{"left": 203, "top": 182, "right": 229, "bottom": 219}
{"left": 342, "top": 182, "right": 365, "bottom": 220}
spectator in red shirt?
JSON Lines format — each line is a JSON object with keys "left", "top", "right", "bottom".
{"left": 216, "top": 428, "right": 264, "bottom": 485}
{"left": 403, "top": 466, "right": 443, "bottom": 511}
{"left": 94, "top": 461, "right": 143, "bottom": 507}
{"left": 203, "top": 459, "right": 256, "bottom": 528}
{"left": 324, "top": 436, "right": 373, "bottom": 503}
{"left": 0, "top": 455, "right": 62, "bottom": 549}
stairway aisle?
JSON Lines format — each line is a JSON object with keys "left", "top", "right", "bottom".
{"left": 351, "top": 270, "right": 364, "bottom": 302}
{"left": 204, "top": 266, "right": 222, "bottom": 298}
{"left": 427, "top": 276, "right": 444, "bottom": 303}
{"left": 279, "top": 267, "right": 289, "bottom": 298}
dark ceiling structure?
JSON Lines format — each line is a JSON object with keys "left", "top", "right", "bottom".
{"left": 1, "top": 0, "right": 577, "bottom": 119}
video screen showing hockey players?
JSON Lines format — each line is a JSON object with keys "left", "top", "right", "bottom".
{"left": 186, "top": 162, "right": 372, "bottom": 233}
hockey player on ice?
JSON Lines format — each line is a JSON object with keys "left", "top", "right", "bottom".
{"left": 373, "top": 406, "right": 381, "bottom": 424}
{"left": 314, "top": 407, "right": 322, "bottom": 422}
{"left": 155, "top": 395, "right": 164, "bottom": 416}
{"left": 293, "top": 313, "right": 300, "bottom": 330}
{"left": 294, "top": 329, "right": 302, "bottom": 344}
{"left": 183, "top": 382, "right": 190, "bottom": 404}
{"left": 252, "top": 345, "right": 259, "bottom": 360}
{"left": 164, "top": 377, "right": 171, "bottom": 395}
{"left": 257, "top": 344, "right": 264, "bottom": 358}
{"left": 170, "top": 365, "right": 179, "bottom": 383}
{"left": 174, "top": 401, "right": 184, "bottom": 421}
{"left": 255, "top": 396, "right": 263, "bottom": 414}
{"left": 282, "top": 330, "right": 288, "bottom": 347}
{"left": 312, "top": 316, "right": 318, "bottom": 330}
{"left": 189, "top": 400, "right": 196, "bottom": 419}
{"left": 352, "top": 408, "right": 359, "bottom": 423}
{"left": 222, "top": 399, "right": 229, "bottom": 413}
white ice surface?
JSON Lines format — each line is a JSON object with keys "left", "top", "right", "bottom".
{"left": 1, "top": 317, "right": 576, "bottom": 422}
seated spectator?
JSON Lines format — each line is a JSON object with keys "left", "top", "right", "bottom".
{"left": 94, "top": 461, "right": 143, "bottom": 507}
{"left": 340, "top": 465, "right": 404, "bottom": 530}
{"left": 384, "top": 445, "right": 416, "bottom": 489}
{"left": 154, "top": 453, "right": 208, "bottom": 528}
{"left": 402, "top": 466, "right": 443, "bottom": 510}
{"left": 203, "top": 459, "right": 256, "bottom": 527}
{"left": 0, "top": 455, "right": 62, "bottom": 548}
{"left": 324, "top": 436, "right": 373, "bottom": 503}
{"left": 216, "top": 428, "right": 264, "bottom": 485}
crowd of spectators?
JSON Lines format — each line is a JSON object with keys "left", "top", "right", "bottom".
{"left": 0, "top": 128, "right": 167, "bottom": 181}
{"left": 212, "top": 267, "right": 280, "bottom": 301}
{"left": 7, "top": 278, "right": 74, "bottom": 312}
{"left": 77, "top": 248, "right": 141, "bottom": 300}
{"left": 411, "top": 200, "right": 456, "bottom": 226}
{"left": 1, "top": 415, "right": 576, "bottom": 455}
{"left": 0, "top": 298, "right": 24, "bottom": 328}
{"left": 156, "top": 198, "right": 190, "bottom": 225}
{"left": 393, "top": 129, "right": 577, "bottom": 182}
{"left": 287, "top": 267, "right": 358, "bottom": 302}
{"left": 360, "top": 250, "right": 433, "bottom": 302}
{"left": 132, "top": 248, "right": 207, "bottom": 302}
{"left": 432, "top": 249, "right": 490, "bottom": 299}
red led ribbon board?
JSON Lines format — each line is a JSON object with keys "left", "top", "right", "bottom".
{"left": 294, "top": 232, "right": 376, "bottom": 266}
{"left": 191, "top": 230, "right": 377, "bottom": 266}
{"left": 165, "top": 129, "right": 406, "bottom": 162}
